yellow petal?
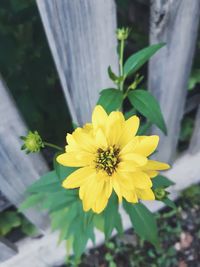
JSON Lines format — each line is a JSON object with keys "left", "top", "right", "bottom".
{"left": 62, "top": 167, "right": 95, "bottom": 189}
{"left": 144, "top": 170, "right": 158, "bottom": 178}
{"left": 93, "top": 189, "right": 108, "bottom": 214}
{"left": 119, "top": 115, "right": 140, "bottom": 146}
{"left": 104, "top": 177, "right": 113, "bottom": 198}
{"left": 120, "top": 153, "right": 147, "bottom": 166}
{"left": 118, "top": 161, "right": 137, "bottom": 172}
{"left": 120, "top": 137, "right": 138, "bottom": 154}
{"left": 121, "top": 188, "right": 138, "bottom": 203}
{"left": 136, "top": 188, "right": 155, "bottom": 200}
{"left": 73, "top": 131, "right": 97, "bottom": 153}
{"left": 106, "top": 111, "right": 124, "bottom": 146}
{"left": 144, "top": 160, "right": 170, "bottom": 170}
{"left": 92, "top": 105, "right": 108, "bottom": 130}
{"left": 112, "top": 173, "right": 122, "bottom": 202}
{"left": 82, "top": 179, "right": 104, "bottom": 212}
{"left": 132, "top": 171, "right": 152, "bottom": 189}
{"left": 95, "top": 128, "right": 107, "bottom": 148}
{"left": 134, "top": 135, "right": 159, "bottom": 156}
{"left": 57, "top": 152, "right": 93, "bottom": 167}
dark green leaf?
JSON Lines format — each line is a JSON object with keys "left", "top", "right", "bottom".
{"left": 124, "top": 108, "right": 136, "bottom": 119}
{"left": 137, "top": 121, "right": 152, "bottom": 135}
{"left": 128, "top": 89, "right": 167, "bottom": 134}
{"left": 123, "top": 202, "right": 159, "bottom": 247}
{"left": 108, "top": 66, "right": 118, "bottom": 82}
{"left": 162, "top": 197, "right": 176, "bottom": 209}
{"left": 124, "top": 43, "right": 165, "bottom": 76}
{"left": 152, "top": 175, "right": 175, "bottom": 189}
{"left": 0, "top": 211, "right": 21, "bottom": 236}
{"left": 21, "top": 217, "right": 39, "bottom": 237}
{"left": 97, "top": 88, "right": 123, "bottom": 113}
{"left": 104, "top": 194, "right": 122, "bottom": 240}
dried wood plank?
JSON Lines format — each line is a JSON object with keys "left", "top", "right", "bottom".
{"left": 0, "top": 238, "right": 18, "bottom": 263}
{"left": 148, "top": 0, "right": 200, "bottom": 163}
{"left": 2, "top": 149, "right": 200, "bottom": 267}
{"left": 36, "top": 0, "right": 118, "bottom": 125}
{"left": 189, "top": 105, "right": 200, "bottom": 154}
{"left": 0, "top": 77, "right": 49, "bottom": 230}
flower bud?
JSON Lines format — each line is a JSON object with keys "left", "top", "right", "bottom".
{"left": 154, "top": 188, "right": 167, "bottom": 200}
{"left": 21, "top": 131, "right": 44, "bottom": 153}
{"left": 116, "top": 27, "right": 130, "bottom": 41}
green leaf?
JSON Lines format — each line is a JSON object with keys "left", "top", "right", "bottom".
{"left": 19, "top": 193, "right": 44, "bottom": 211}
{"left": 128, "top": 89, "right": 167, "bottom": 134}
{"left": 0, "top": 211, "right": 21, "bottom": 236}
{"left": 108, "top": 66, "right": 118, "bottom": 82}
{"left": 123, "top": 202, "right": 159, "bottom": 247}
{"left": 124, "top": 108, "right": 136, "bottom": 119}
{"left": 104, "top": 194, "right": 123, "bottom": 240}
{"left": 41, "top": 190, "right": 78, "bottom": 212}
{"left": 124, "top": 43, "right": 165, "bottom": 76}
{"left": 93, "top": 214, "right": 104, "bottom": 232}
{"left": 152, "top": 175, "right": 175, "bottom": 189}
{"left": 27, "top": 170, "right": 62, "bottom": 193}
{"left": 21, "top": 217, "right": 39, "bottom": 237}
{"left": 162, "top": 197, "right": 176, "bottom": 209}
{"left": 137, "top": 121, "right": 152, "bottom": 135}
{"left": 97, "top": 88, "right": 123, "bottom": 113}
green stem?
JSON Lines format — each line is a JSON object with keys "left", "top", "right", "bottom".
{"left": 119, "top": 39, "right": 125, "bottom": 91}
{"left": 43, "top": 141, "right": 63, "bottom": 151}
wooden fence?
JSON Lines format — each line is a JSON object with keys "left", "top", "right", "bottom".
{"left": 0, "top": 0, "right": 200, "bottom": 266}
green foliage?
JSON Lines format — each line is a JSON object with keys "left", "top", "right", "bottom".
{"left": 123, "top": 202, "right": 159, "bottom": 247}
{"left": 123, "top": 43, "right": 165, "bottom": 76}
{"left": 0, "top": 211, "right": 21, "bottom": 236}
{"left": 152, "top": 175, "right": 175, "bottom": 189}
{"left": 104, "top": 194, "right": 123, "bottom": 240}
{"left": 0, "top": 210, "right": 38, "bottom": 237}
{"left": 97, "top": 89, "right": 123, "bottom": 113}
{"left": 0, "top": 0, "right": 72, "bottom": 147}
{"left": 179, "top": 117, "right": 194, "bottom": 142}
{"left": 128, "top": 89, "right": 167, "bottom": 134}
{"left": 188, "top": 69, "right": 200, "bottom": 90}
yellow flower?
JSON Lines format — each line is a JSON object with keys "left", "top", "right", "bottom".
{"left": 57, "top": 106, "right": 170, "bottom": 214}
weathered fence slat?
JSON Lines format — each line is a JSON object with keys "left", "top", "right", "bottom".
{"left": 36, "top": 0, "right": 118, "bottom": 125}
{"left": 0, "top": 238, "right": 18, "bottom": 262}
{"left": 148, "top": 0, "right": 200, "bottom": 163}
{"left": 189, "top": 105, "right": 200, "bottom": 154}
{"left": 0, "top": 77, "right": 49, "bottom": 230}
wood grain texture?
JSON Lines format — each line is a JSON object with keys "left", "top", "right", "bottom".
{"left": 0, "top": 77, "right": 49, "bottom": 230}
{"left": 189, "top": 105, "right": 200, "bottom": 154}
{"left": 0, "top": 238, "right": 18, "bottom": 263}
{"left": 148, "top": 0, "right": 200, "bottom": 163}
{"left": 36, "top": 0, "right": 118, "bottom": 125}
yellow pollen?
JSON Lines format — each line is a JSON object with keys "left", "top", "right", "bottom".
{"left": 95, "top": 146, "right": 120, "bottom": 176}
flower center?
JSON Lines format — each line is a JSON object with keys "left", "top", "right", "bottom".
{"left": 95, "top": 146, "right": 120, "bottom": 176}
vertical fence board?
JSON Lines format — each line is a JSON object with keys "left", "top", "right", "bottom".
{"left": 0, "top": 77, "right": 49, "bottom": 230}
{"left": 36, "top": 0, "right": 118, "bottom": 125}
{"left": 148, "top": 0, "right": 200, "bottom": 163}
{"left": 0, "top": 238, "right": 18, "bottom": 263}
